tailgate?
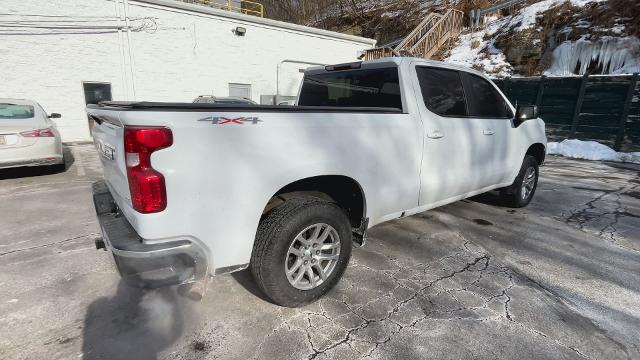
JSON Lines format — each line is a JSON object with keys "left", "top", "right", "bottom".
{"left": 88, "top": 110, "right": 131, "bottom": 209}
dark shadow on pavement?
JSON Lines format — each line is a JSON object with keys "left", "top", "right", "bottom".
{"left": 0, "top": 145, "right": 75, "bottom": 179}
{"left": 468, "top": 190, "right": 513, "bottom": 208}
{"left": 82, "top": 281, "right": 185, "bottom": 360}
{"left": 230, "top": 269, "right": 274, "bottom": 304}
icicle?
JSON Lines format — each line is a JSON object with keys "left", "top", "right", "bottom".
{"left": 545, "top": 36, "right": 640, "bottom": 76}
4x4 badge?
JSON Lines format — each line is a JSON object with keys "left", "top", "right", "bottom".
{"left": 197, "top": 116, "right": 262, "bottom": 125}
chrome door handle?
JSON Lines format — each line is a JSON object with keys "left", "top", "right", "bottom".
{"left": 483, "top": 129, "right": 494, "bottom": 135}
{"left": 427, "top": 130, "right": 444, "bottom": 139}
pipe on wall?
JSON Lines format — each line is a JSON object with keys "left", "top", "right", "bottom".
{"left": 276, "top": 59, "right": 325, "bottom": 101}
{"left": 123, "top": 0, "right": 137, "bottom": 100}
{"left": 114, "top": 0, "right": 130, "bottom": 99}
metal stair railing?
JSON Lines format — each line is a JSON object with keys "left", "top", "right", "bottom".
{"left": 181, "top": 0, "right": 264, "bottom": 17}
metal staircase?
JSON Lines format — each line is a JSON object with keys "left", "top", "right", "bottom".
{"left": 364, "top": 9, "right": 464, "bottom": 60}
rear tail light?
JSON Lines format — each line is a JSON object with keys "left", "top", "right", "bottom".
{"left": 123, "top": 127, "right": 173, "bottom": 213}
{"left": 20, "top": 128, "right": 55, "bottom": 137}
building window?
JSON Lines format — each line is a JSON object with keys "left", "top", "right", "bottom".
{"left": 83, "top": 82, "right": 112, "bottom": 105}
{"left": 229, "top": 83, "right": 252, "bottom": 100}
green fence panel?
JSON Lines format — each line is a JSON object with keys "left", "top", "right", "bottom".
{"left": 492, "top": 74, "right": 639, "bottom": 151}
{"left": 623, "top": 80, "right": 640, "bottom": 151}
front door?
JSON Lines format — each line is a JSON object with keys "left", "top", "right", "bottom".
{"left": 459, "top": 72, "right": 515, "bottom": 185}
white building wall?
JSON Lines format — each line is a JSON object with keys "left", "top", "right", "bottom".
{"left": 0, "top": 0, "right": 375, "bottom": 141}
{"left": 1, "top": 0, "right": 125, "bottom": 141}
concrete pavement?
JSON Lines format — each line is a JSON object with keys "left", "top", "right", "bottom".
{"left": 0, "top": 145, "right": 638, "bottom": 360}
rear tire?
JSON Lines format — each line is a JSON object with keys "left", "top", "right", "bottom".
{"left": 500, "top": 155, "right": 539, "bottom": 208}
{"left": 250, "top": 198, "right": 352, "bottom": 307}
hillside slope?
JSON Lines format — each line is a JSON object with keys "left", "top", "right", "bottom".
{"left": 443, "top": 0, "right": 640, "bottom": 77}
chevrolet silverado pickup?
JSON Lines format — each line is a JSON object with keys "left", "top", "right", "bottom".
{"left": 88, "top": 57, "right": 546, "bottom": 307}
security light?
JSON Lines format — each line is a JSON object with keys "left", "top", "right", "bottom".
{"left": 234, "top": 26, "right": 246, "bottom": 36}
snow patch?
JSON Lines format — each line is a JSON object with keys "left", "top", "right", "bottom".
{"left": 545, "top": 37, "right": 640, "bottom": 75}
{"left": 444, "top": 17, "right": 514, "bottom": 77}
{"left": 509, "top": 0, "right": 606, "bottom": 31}
{"left": 547, "top": 139, "right": 640, "bottom": 164}
{"left": 512, "top": 0, "right": 561, "bottom": 31}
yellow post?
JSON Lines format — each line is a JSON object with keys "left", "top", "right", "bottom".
{"left": 227, "top": 0, "right": 231, "bottom": 11}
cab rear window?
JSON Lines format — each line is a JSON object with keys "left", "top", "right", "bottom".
{"left": 298, "top": 68, "right": 402, "bottom": 110}
{"left": 0, "top": 104, "right": 35, "bottom": 119}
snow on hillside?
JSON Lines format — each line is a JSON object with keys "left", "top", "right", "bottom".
{"left": 445, "top": 17, "right": 515, "bottom": 77}
{"left": 444, "top": 0, "right": 639, "bottom": 77}
{"left": 512, "top": 0, "right": 606, "bottom": 31}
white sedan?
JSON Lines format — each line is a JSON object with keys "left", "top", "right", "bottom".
{"left": 0, "top": 99, "right": 64, "bottom": 171}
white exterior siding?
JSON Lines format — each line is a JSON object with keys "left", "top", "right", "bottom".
{"left": 0, "top": 0, "right": 375, "bottom": 141}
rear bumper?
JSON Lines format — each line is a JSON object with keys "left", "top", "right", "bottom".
{"left": 0, "top": 156, "right": 63, "bottom": 169}
{"left": 92, "top": 180, "right": 208, "bottom": 288}
{"left": 0, "top": 138, "right": 63, "bottom": 169}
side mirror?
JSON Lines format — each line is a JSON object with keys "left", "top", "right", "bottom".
{"left": 514, "top": 105, "right": 537, "bottom": 127}
{"left": 516, "top": 105, "right": 537, "bottom": 121}
{"left": 49, "top": 113, "right": 62, "bottom": 119}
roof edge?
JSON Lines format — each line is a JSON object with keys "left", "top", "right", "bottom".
{"left": 133, "top": 0, "right": 377, "bottom": 46}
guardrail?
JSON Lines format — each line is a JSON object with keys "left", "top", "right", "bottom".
{"left": 469, "top": 0, "right": 524, "bottom": 28}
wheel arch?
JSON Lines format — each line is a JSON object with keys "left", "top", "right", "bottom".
{"left": 526, "top": 143, "right": 546, "bottom": 165}
{"left": 262, "top": 175, "right": 367, "bottom": 230}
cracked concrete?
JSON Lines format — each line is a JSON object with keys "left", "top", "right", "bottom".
{"left": 0, "top": 146, "right": 639, "bottom": 360}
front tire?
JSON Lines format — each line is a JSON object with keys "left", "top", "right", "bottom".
{"left": 250, "top": 198, "right": 352, "bottom": 307}
{"left": 500, "top": 155, "right": 539, "bottom": 208}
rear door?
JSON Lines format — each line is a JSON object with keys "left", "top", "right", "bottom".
{"left": 459, "top": 72, "right": 514, "bottom": 185}
{"left": 412, "top": 64, "right": 480, "bottom": 207}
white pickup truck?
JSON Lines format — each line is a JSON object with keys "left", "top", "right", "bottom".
{"left": 88, "top": 57, "right": 546, "bottom": 306}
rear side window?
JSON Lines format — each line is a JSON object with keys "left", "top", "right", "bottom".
{"left": 461, "top": 72, "right": 513, "bottom": 118}
{"left": 0, "top": 104, "right": 35, "bottom": 119}
{"left": 298, "top": 67, "right": 402, "bottom": 110}
{"left": 415, "top": 67, "right": 467, "bottom": 117}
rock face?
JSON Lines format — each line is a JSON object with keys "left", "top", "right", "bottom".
{"left": 446, "top": 0, "right": 640, "bottom": 77}
{"left": 506, "top": 0, "right": 639, "bottom": 76}
{"left": 494, "top": 29, "right": 544, "bottom": 76}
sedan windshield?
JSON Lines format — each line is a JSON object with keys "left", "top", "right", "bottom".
{"left": 0, "top": 104, "right": 35, "bottom": 119}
